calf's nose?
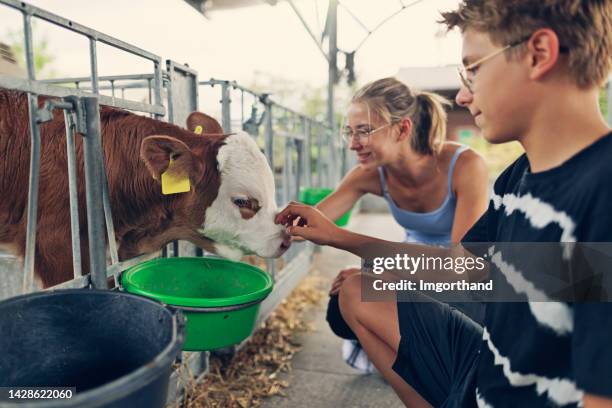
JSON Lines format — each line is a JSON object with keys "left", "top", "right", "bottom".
{"left": 280, "top": 231, "right": 291, "bottom": 251}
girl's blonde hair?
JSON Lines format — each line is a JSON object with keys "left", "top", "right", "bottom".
{"left": 352, "top": 77, "right": 451, "bottom": 155}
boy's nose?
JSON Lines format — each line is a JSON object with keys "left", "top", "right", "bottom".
{"left": 455, "top": 85, "right": 473, "bottom": 108}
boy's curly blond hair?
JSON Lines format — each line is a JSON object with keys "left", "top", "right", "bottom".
{"left": 440, "top": 0, "right": 612, "bottom": 88}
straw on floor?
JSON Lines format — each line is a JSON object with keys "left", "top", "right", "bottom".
{"left": 178, "top": 272, "right": 325, "bottom": 408}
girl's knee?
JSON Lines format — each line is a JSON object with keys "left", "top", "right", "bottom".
{"left": 338, "top": 273, "right": 362, "bottom": 320}
{"left": 339, "top": 273, "right": 362, "bottom": 299}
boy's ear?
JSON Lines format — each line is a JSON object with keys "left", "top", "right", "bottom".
{"left": 527, "top": 28, "right": 562, "bottom": 81}
{"left": 140, "top": 135, "right": 204, "bottom": 184}
{"left": 186, "top": 112, "right": 224, "bottom": 135}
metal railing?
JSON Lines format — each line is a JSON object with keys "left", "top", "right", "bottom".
{"left": 0, "top": 0, "right": 345, "bottom": 402}
{"left": 0, "top": 0, "right": 167, "bottom": 293}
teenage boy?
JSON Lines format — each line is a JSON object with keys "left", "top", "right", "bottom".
{"left": 275, "top": 1, "right": 612, "bottom": 407}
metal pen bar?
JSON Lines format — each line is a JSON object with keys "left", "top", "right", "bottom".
{"left": 221, "top": 81, "right": 231, "bottom": 133}
{"left": 0, "top": 75, "right": 166, "bottom": 115}
{"left": 147, "top": 78, "right": 153, "bottom": 105}
{"left": 283, "top": 138, "right": 290, "bottom": 205}
{"left": 295, "top": 139, "right": 303, "bottom": 201}
{"left": 80, "top": 79, "right": 147, "bottom": 91}
{"left": 302, "top": 118, "right": 311, "bottom": 188}
{"left": 22, "top": 94, "right": 41, "bottom": 293}
{"left": 0, "top": 0, "right": 160, "bottom": 63}
{"left": 42, "top": 73, "right": 155, "bottom": 84}
{"left": 89, "top": 36, "right": 118, "bottom": 268}
{"left": 240, "top": 90, "right": 244, "bottom": 125}
{"left": 166, "top": 60, "right": 198, "bottom": 76}
{"left": 166, "top": 62, "right": 175, "bottom": 124}
{"left": 82, "top": 97, "right": 108, "bottom": 289}
{"left": 153, "top": 60, "right": 163, "bottom": 119}
{"left": 21, "top": 10, "right": 39, "bottom": 293}
{"left": 101, "top": 168, "right": 119, "bottom": 266}
{"left": 200, "top": 80, "right": 327, "bottom": 129}
{"left": 63, "top": 110, "right": 83, "bottom": 278}
{"left": 264, "top": 102, "right": 273, "bottom": 169}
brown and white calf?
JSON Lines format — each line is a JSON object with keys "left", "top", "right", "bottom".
{"left": 0, "top": 89, "right": 290, "bottom": 288}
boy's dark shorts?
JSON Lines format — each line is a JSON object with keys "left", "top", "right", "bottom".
{"left": 393, "top": 292, "right": 483, "bottom": 408}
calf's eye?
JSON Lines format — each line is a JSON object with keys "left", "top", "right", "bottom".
{"left": 232, "top": 198, "right": 251, "bottom": 208}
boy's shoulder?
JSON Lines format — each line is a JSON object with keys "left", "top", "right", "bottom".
{"left": 491, "top": 153, "right": 529, "bottom": 195}
{"left": 492, "top": 133, "right": 612, "bottom": 195}
{"left": 489, "top": 134, "right": 612, "bottom": 241}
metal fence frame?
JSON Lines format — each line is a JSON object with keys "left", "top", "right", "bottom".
{"left": 0, "top": 0, "right": 344, "bottom": 404}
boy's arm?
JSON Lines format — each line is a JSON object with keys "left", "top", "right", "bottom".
{"left": 574, "top": 304, "right": 612, "bottom": 404}
{"left": 584, "top": 394, "right": 612, "bottom": 408}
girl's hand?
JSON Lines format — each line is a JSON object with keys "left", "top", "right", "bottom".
{"left": 275, "top": 202, "right": 341, "bottom": 246}
{"left": 329, "top": 267, "right": 361, "bottom": 295}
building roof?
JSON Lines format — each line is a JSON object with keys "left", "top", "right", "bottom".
{"left": 395, "top": 65, "right": 461, "bottom": 92}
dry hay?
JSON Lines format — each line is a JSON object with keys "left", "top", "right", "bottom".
{"left": 178, "top": 272, "right": 325, "bottom": 408}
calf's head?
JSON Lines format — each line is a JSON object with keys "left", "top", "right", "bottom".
{"left": 140, "top": 112, "right": 290, "bottom": 260}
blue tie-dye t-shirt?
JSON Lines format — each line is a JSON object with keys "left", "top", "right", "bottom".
{"left": 462, "top": 133, "right": 612, "bottom": 407}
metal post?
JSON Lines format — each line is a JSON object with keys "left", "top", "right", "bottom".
{"left": 154, "top": 60, "right": 163, "bottom": 119}
{"left": 221, "top": 81, "right": 231, "bottom": 133}
{"left": 89, "top": 38, "right": 99, "bottom": 93}
{"left": 283, "top": 138, "right": 290, "bottom": 205}
{"left": 327, "top": 0, "right": 338, "bottom": 185}
{"left": 264, "top": 101, "right": 274, "bottom": 170}
{"left": 22, "top": 10, "right": 40, "bottom": 293}
{"left": 240, "top": 90, "right": 245, "bottom": 125}
{"left": 302, "top": 117, "right": 311, "bottom": 188}
{"left": 63, "top": 111, "right": 83, "bottom": 278}
{"left": 82, "top": 97, "right": 108, "bottom": 289}
{"left": 88, "top": 36, "right": 118, "bottom": 267}
{"left": 295, "top": 139, "right": 303, "bottom": 201}
{"left": 264, "top": 98, "right": 276, "bottom": 280}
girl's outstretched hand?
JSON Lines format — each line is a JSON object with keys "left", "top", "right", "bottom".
{"left": 275, "top": 201, "right": 341, "bottom": 246}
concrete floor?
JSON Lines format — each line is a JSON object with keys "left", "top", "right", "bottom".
{"left": 262, "top": 213, "right": 405, "bottom": 408}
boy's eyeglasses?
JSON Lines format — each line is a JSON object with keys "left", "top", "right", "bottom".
{"left": 457, "top": 38, "right": 528, "bottom": 93}
{"left": 457, "top": 36, "right": 568, "bottom": 93}
{"left": 341, "top": 123, "right": 392, "bottom": 146}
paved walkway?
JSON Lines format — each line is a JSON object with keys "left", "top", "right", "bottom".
{"left": 262, "top": 213, "right": 405, "bottom": 408}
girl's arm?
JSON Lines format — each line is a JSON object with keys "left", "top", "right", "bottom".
{"left": 450, "top": 150, "right": 490, "bottom": 243}
{"left": 315, "top": 165, "right": 372, "bottom": 221}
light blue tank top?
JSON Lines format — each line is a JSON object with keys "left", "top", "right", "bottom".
{"left": 377, "top": 145, "right": 469, "bottom": 246}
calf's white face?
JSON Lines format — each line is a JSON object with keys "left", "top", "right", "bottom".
{"left": 200, "top": 131, "right": 289, "bottom": 260}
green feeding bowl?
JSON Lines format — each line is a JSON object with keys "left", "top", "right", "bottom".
{"left": 122, "top": 257, "right": 273, "bottom": 351}
{"left": 299, "top": 187, "right": 353, "bottom": 227}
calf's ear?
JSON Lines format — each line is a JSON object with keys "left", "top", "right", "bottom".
{"left": 140, "top": 135, "right": 204, "bottom": 184}
{"left": 186, "top": 112, "right": 224, "bottom": 135}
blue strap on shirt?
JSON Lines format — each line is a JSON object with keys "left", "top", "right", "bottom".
{"left": 377, "top": 145, "right": 469, "bottom": 245}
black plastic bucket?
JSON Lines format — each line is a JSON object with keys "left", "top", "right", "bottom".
{"left": 0, "top": 289, "right": 184, "bottom": 407}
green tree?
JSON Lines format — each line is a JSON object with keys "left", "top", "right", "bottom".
{"left": 5, "top": 24, "right": 56, "bottom": 77}
{"left": 600, "top": 86, "right": 609, "bottom": 118}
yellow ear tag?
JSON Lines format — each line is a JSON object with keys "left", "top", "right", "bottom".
{"left": 161, "top": 158, "right": 191, "bottom": 195}
{"left": 194, "top": 125, "right": 203, "bottom": 135}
